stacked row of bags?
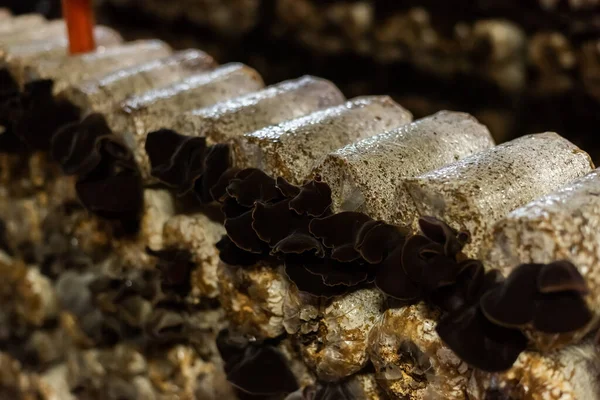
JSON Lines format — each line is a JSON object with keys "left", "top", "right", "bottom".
{"left": 1, "top": 10, "right": 600, "bottom": 400}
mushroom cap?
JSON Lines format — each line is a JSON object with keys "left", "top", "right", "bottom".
{"left": 253, "top": 199, "right": 309, "bottom": 247}
{"left": 52, "top": 113, "right": 111, "bottom": 176}
{"left": 532, "top": 291, "right": 593, "bottom": 333}
{"left": 216, "top": 330, "right": 299, "bottom": 396}
{"left": 309, "top": 212, "right": 372, "bottom": 262}
{"left": 480, "top": 262, "right": 592, "bottom": 333}
{"left": 284, "top": 254, "right": 367, "bottom": 298}
{"left": 287, "top": 178, "right": 332, "bottom": 217}
{"left": 224, "top": 209, "right": 267, "bottom": 254}
{"left": 436, "top": 303, "right": 527, "bottom": 372}
{"left": 226, "top": 168, "right": 281, "bottom": 207}
{"left": 479, "top": 263, "right": 541, "bottom": 328}
{"left": 355, "top": 221, "right": 407, "bottom": 264}
{"left": 216, "top": 236, "right": 265, "bottom": 266}
{"left": 418, "top": 216, "right": 469, "bottom": 257}
{"left": 537, "top": 260, "right": 589, "bottom": 294}
{"left": 145, "top": 128, "right": 207, "bottom": 192}
{"left": 375, "top": 244, "right": 421, "bottom": 301}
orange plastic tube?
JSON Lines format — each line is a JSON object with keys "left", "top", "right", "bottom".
{"left": 62, "top": 0, "right": 96, "bottom": 54}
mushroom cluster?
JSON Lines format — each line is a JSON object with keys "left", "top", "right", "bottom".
{"left": 217, "top": 167, "right": 414, "bottom": 298}
{"left": 0, "top": 79, "right": 144, "bottom": 231}
{"left": 145, "top": 128, "right": 231, "bottom": 204}
{"left": 212, "top": 167, "right": 593, "bottom": 373}
{"left": 216, "top": 328, "right": 367, "bottom": 400}
{"left": 437, "top": 260, "right": 593, "bottom": 371}
{"left": 481, "top": 260, "right": 592, "bottom": 333}
{"left": 216, "top": 329, "right": 299, "bottom": 399}
{"left": 51, "top": 113, "right": 144, "bottom": 232}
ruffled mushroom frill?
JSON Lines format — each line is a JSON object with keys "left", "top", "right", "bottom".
{"left": 216, "top": 329, "right": 299, "bottom": 398}
{"left": 51, "top": 113, "right": 144, "bottom": 232}
{"left": 214, "top": 168, "right": 593, "bottom": 373}
{"left": 216, "top": 167, "right": 414, "bottom": 298}
{"left": 0, "top": 79, "right": 142, "bottom": 230}
{"left": 145, "top": 128, "right": 231, "bottom": 204}
{"left": 64, "top": 248, "right": 205, "bottom": 348}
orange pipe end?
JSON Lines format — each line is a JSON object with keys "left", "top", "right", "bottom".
{"left": 62, "top": 0, "right": 96, "bottom": 54}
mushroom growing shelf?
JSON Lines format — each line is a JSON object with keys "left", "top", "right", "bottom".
{"left": 1, "top": 9, "right": 600, "bottom": 400}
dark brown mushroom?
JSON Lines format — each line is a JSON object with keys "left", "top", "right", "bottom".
{"left": 436, "top": 303, "right": 528, "bottom": 372}
{"left": 401, "top": 235, "right": 437, "bottom": 282}
{"left": 48, "top": 112, "right": 144, "bottom": 230}
{"left": 286, "top": 178, "right": 332, "bottom": 217}
{"left": 224, "top": 209, "right": 267, "bottom": 254}
{"left": 211, "top": 167, "right": 242, "bottom": 202}
{"left": 418, "top": 216, "right": 469, "bottom": 257}
{"left": 216, "top": 330, "right": 299, "bottom": 397}
{"left": 479, "top": 263, "right": 541, "bottom": 328}
{"left": 400, "top": 233, "right": 463, "bottom": 293}
{"left": 429, "top": 259, "right": 485, "bottom": 312}
{"left": 375, "top": 244, "right": 421, "bottom": 301}
{"left": 75, "top": 135, "right": 143, "bottom": 231}
{"left": 304, "top": 258, "right": 370, "bottom": 287}
{"left": 537, "top": 260, "right": 589, "bottom": 294}
{"left": 309, "top": 212, "right": 372, "bottom": 262}
{"left": 355, "top": 221, "right": 407, "bottom": 264}
{"left": 217, "top": 236, "right": 267, "bottom": 266}
{"left": 252, "top": 199, "right": 310, "bottom": 247}
{"left": 284, "top": 255, "right": 359, "bottom": 298}
{"left": 145, "top": 128, "right": 207, "bottom": 193}
{"left": 532, "top": 291, "right": 593, "bottom": 333}
{"left": 222, "top": 196, "right": 251, "bottom": 219}
{"left": 226, "top": 168, "right": 281, "bottom": 207}
{"left": 275, "top": 177, "right": 301, "bottom": 198}
{"left": 480, "top": 262, "right": 592, "bottom": 333}
{"left": 196, "top": 143, "right": 231, "bottom": 202}
{"left": 272, "top": 233, "right": 324, "bottom": 256}
{"left": 51, "top": 113, "right": 111, "bottom": 175}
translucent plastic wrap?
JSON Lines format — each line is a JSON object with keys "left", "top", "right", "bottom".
{"left": 63, "top": 49, "right": 217, "bottom": 114}
{"left": 0, "top": 20, "right": 67, "bottom": 46}
{"left": 231, "top": 96, "right": 413, "bottom": 184}
{"left": 2, "top": 26, "right": 123, "bottom": 79}
{"left": 21, "top": 40, "right": 176, "bottom": 93}
{"left": 404, "top": 132, "right": 594, "bottom": 258}
{"left": 109, "top": 62, "right": 264, "bottom": 180}
{"left": 484, "top": 169, "right": 600, "bottom": 349}
{"left": 0, "top": 14, "right": 46, "bottom": 35}
{"left": 170, "top": 75, "right": 346, "bottom": 144}
{"left": 314, "top": 111, "right": 495, "bottom": 227}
